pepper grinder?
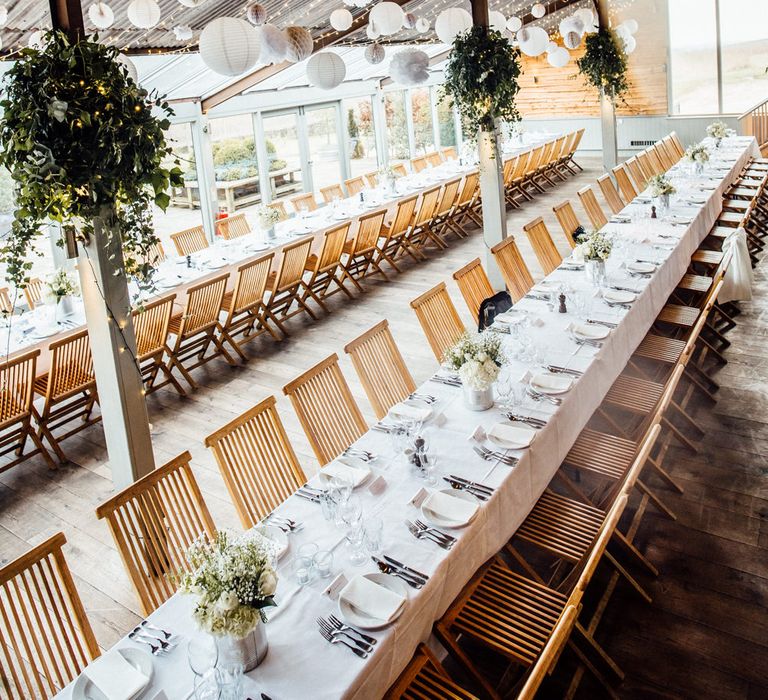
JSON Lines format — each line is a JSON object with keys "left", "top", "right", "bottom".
{"left": 651, "top": 205, "right": 657, "bottom": 219}
{"left": 185, "top": 254, "right": 192, "bottom": 269}
{"left": 558, "top": 293, "right": 567, "bottom": 314}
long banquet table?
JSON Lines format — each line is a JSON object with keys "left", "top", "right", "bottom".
{"left": 54, "top": 136, "right": 759, "bottom": 699}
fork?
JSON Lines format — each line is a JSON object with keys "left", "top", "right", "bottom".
{"left": 405, "top": 520, "right": 452, "bottom": 549}
{"left": 504, "top": 413, "right": 547, "bottom": 429}
{"left": 316, "top": 618, "right": 373, "bottom": 651}
{"left": 409, "top": 392, "right": 436, "bottom": 404}
{"left": 267, "top": 515, "right": 303, "bottom": 533}
{"left": 129, "top": 629, "right": 176, "bottom": 654}
{"left": 415, "top": 519, "right": 457, "bottom": 545}
{"left": 472, "top": 444, "right": 518, "bottom": 466}
{"left": 328, "top": 614, "right": 378, "bottom": 646}
{"left": 130, "top": 635, "right": 165, "bottom": 655}
{"left": 343, "top": 447, "right": 374, "bottom": 462}
{"left": 136, "top": 620, "right": 172, "bottom": 640}
{"left": 318, "top": 623, "right": 369, "bottom": 657}
{"left": 526, "top": 388, "right": 562, "bottom": 406}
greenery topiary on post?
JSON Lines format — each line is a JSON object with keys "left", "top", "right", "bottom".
{"left": 576, "top": 28, "right": 629, "bottom": 103}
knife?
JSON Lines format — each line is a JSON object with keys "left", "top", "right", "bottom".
{"left": 446, "top": 474, "right": 495, "bottom": 497}
{"left": 381, "top": 555, "right": 429, "bottom": 583}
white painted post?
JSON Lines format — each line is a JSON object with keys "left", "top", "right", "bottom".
{"left": 77, "top": 211, "right": 155, "bottom": 489}
{"left": 596, "top": 0, "right": 619, "bottom": 171}
{"left": 193, "top": 112, "right": 218, "bottom": 239}
{"left": 478, "top": 127, "right": 508, "bottom": 290}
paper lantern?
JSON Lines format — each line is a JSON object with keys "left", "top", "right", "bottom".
{"left": 531, "top": 3, "right": 545, "bottom": 19}
{"left": 489, "top": 10, "right": 506, "bottom": 33}
{"left": 260, "top": 23, "right": 288, "bottom": 64}
{"left": 434, "top": 8, "right": 472, "bottom": 44}
{"left": 507, "top": 16, "right": 522, "bottom": 32}
{"left": 575, "top": 8, "right": 594, "bottom": 25}
{"left": 366, "top": 23, "right": 380, "bottom": 40}
{"left": 173, "top": 24, "right": 193, "bottom": 41}
{"left": 246, "top": 2, "right": 266, "bottom": 25}
{"left": 403, "top": 12, "right": 416, "bottom": 30}
{"left": 199, "top": 17, "right": 261, "bottom": 76}
{"left": 330, "top": 8, "right": 353, "bottom": 31}
{"left": 127, "top": 0, "right": 160, "bottom": 29}
{"left": 369, "top": 2, "right": 404, "bottom": 36}
{"left": 116, "top": 54, "right": 138, "bottom": 82}
{"left": 353, "top": 0, "right": 367, "bottom": 6}
{"left": 28, "top": 30, "right": 46, "bottom": 49}
{"left": 342, "top": 0, "right": 355, "bottom": 5}
{"left": 563, "top": 30, "right": 581, "bottom": 50}
{"left": 546, "top": 40, "right": 558, "bottom": 53}
{"left": 306, "top": 52, "right": 346, "bottom": 89}
{"left": 415, "top": 17, "right": 430, "bottom": 33}
{"left": 547, "top": 47, "right": 569, "bottom": 68}
{"left": 390, "top": 49, "right": 429, "bottom": 86}
{"left": 284, "top": 26, "right": 313, "bottom": 62}
{"left": 518, "top": 25, "right": 548, "bottom": 56}
{"left": 559, "top": 16, "right": 584, "bottom": 37}
{"left": 625, "top": 18, "right": 639, "bottom": 34}
{"left": 88, "top": 2, "right": 114, "bottom": 29}
{"left": 623, "top": 35, "right": 637, "bottom": 54}
{"left": 0, "top": 6, "right": 7, "bottom": 27}
{"left": 177, "top": 0, "right": 205, "bottom": 6}
{"left": 364, "top": 42, "right": 385, "bottom": 64}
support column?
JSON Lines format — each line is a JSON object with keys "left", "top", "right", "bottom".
{"left": 193, "top": 112, "right": 218, "bottom": 238}
{"left": 77, "top": 213, "right": 154, "bottom": 489}
{"left": 596, "top": 0, "right": 618, "bottom": 171}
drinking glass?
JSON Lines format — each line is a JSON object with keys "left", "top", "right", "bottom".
{"left": 319, "top": 488, "right": 338, "bottom": 521}
{"left": 292, "top": 555, "right": 315, "bottom": 586}
{"left": 313, "top": 550, "right": 334, "bottom": 578}
{"left": 193, "top": 670, "right": 220, "bottom": 700}
{"left": 298, "top": 542, "right": 319, "bottom": 560}
{"left": 216, "top": 663, "right": 244, "bottom": 700}
{"left": 364, "top": 516, "right": 384, "bottom": 554}
{"left": 188, "top": 635, "right": 219, "bottom": 677}
{"left": 495, "top": 371, "right": 513, "bottom": 408}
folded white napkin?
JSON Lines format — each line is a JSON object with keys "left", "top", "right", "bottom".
{"left": 530, "top": 373, "right": 572, "bottom": 393}
{"left": 340, "top": 576, "right": 406, "bottom": 622}
{"left": 321, "top": 459, "right": 369, "bottom": 487}
{"left": 389, "top": 402, "right": 431, "bottom": 422}
{"left": 488, "top": 423, "right": 536, "bottom": 449}
{"left": 570, "top": 322, "right": 609, "bottom": 340}
{"left": 422, "top": 491, "right": 478, "bottom": 524}
{"left": 84, "top": 651, "right": 148, "bottom": 700}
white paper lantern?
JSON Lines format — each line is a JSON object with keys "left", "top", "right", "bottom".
{"left": 200, "top": 17, "right": 261, "bottom": 76}
{"left": 260, "top": 23, "right": 288, "bottom": 64}
{"left": 623, "top": 35, "right": 637, "bottom": 54}
{"left": 283, "top": 26, "right": 313, "bottom": 62}
{"left": 353, "top": 0, "right": 367, "bottom": 6}
{"left": 489, "top": 10, "right": 506, "bottom": 33}
{"left": 625, "top": 18, "right": 639, "bottom": 34}
{"left": 403, "top": 12, "right": 416, "bottom": 30}
{"left": 342, "top": 0, "right": 355, "bottom": 5}
{"left": 434, "top": 8, "right": 472, "bottom": 44}
{"left": 575, "top": 8, "right": 594, "bottom": 26}
{"left": 365, "top": 42, "right": 385, "bottom": 64}
{"left": 177, "top": 0, "right": 205, "bottom": 6}
{"left": 0, "top": 6, "right": 7, "bottom": 27}
{"left": 518, "top": 25, "right": 548, "bottom": 56}
{"left": 507, "top": 16, "right": 522, "bottom": 32}
{"left": 246, "top": 2, "right": 266, "bottom": 25}
{"left": 390, "top": 49, "right": 429, "bottom": 86}
{"left": 117, "top": 54, "right": 138, "bottom": 82}
{"left": 531, "top": 3, "right": 545, "bottom": 19}
{"left": 306, "top": 52, "right": 346, "bottom": 89}
{"left": 28, "top": 30, "right": 46, "bottom": 49}
{"left": 547, "top": 47, "right": 569, "bottom": 68}
{"left": 88, "top": 2, "right": 114, "bottom": 29}
{"left": 369, "top": 2, "right": 404, "bottom": 36}
{"left": 173, "top": 24, "right": 193, "bottom": 41}
{"left": 563, "top": 30, "right": 581, "bottom": 50}
{"left": 366, "top": 23, "right": 380, "bottom": 40}
{"left": 127, "top": 0, "right": 160, "bottom": 29}
{"left": 330, "top": 8, "right": 353, "bottom": 31}
{"left": 415, "top": 17, "right": 430, "bottom": 33}
{"left": 546, "top": 40, "right": 558, "bottom": 53}
{"left": 559, "top": 16, "right": 584, "bottom": 37}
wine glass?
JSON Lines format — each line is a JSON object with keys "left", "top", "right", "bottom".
{"left": 187, "top": 635, "right": 218, "bottom": 677}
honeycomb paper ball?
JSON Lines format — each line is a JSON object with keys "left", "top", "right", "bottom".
{"left": 284, "top": 26, "right": 313, "bottom": 62}
{"left": 364, "top": 42, "right": 385, "bottom": 64}
{"left": 246, "top": 2, "right": 267, "bottom": 25}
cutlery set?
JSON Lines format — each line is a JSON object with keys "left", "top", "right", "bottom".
{"left": 546, "top": 365, "right": 583, "bottom": 378}
{"left": 342, "top": 447, "right": 375, "bottom": 462}
{"left": 372, "top": 555, "right": 429, "bottom": 588}
{"left": 429, "top": 374, "right": 461, "bottom": 387}
{"left": 443, "top": 475, "right": 495, "bottom": 501}
{"left": 266, "top": 514, "right": 303, "bottom": 533}
{"left": 316, "top": 614, "right": 377, "bottom": 658}
{"left": 526, "top": 387, "right": 563, "bottom": 406}
{"left": 128, "top": 622, "right": 176, "bottom": 656}
{"left": 405, "top": 519, "right": 455, "bottom": 549}
{"left": 472, "top": 444, "right": 518, "bottom": 466}
{"left": 504, "top": 413, "right": 548, "bottom": 429}
{"left": 587, "top": 318, "right": 618, "bottom": 328}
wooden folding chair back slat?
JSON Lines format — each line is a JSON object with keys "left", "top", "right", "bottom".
{"left": 352, "top": 209, "right": 386, "bottom": 253}
{"left": 391, "top": 163, "right": 408, "bottom": 178}
{"left": 144, "top": 241, "right": 166, "bottom": 266}
{"left": 344, "top": 320, "right": 416, "bottom": 420}
{"left": 274, "top": 238, "right": 313, "bottom": 291}
{"left": 364, "top": 171, "right": 379, "bottom": 188}
{"left": 45, "top": 330, "right": 94, "bottom": 400}
{"left": 653, "top": 142, "right": 674, "bottom": 170}
{"left": 426, "top": 151, "right": 442, "bottom": 167}
{"left": 170, "top": 225, "right": 209, "bottom": 257}
{"left": 625, "top": 157, "right": 648, "bottom": 192}
{"left": 316, "top": 223, "right": 350, "bottom": 271}
{"left": 578, "top": 185, "right": 609, "bottom": 229}
{"left": 409, "top": 283, "right": 465, "bottom": 362}
{"left": 441, "top": 146, "right": 457, "bottom": 161}
{"left": 95, "top": 451, "right": 216, "bottom": 615}
{"left": 434, "top": 178, "right": 461, "bottom": 217}
{"left": 0, "top": 286, "right": 12, "bottom": 315}
{"left": 228, "top": 253, "right": 274, "bottom": 315}
{"left": 669, "top": 131, "right": 685, "bottom": 157}
{"left": 282, "top": 354, "right": 367, "bottom": 466}
{"left": 0, "top": 533, "right": 99, "bottom": 699}
{"left": 452, "top": 258, "right": 494, "bottom": 321}
{"left": 384, "top": 644, "right": 479, "bottom": 700}
{"left": 551, "top": 135, "right": 568, "bottom": 162}
{"left": 637, "top": 149, "right": 660, "bottom": 179}
{"left": 320, "top": 184, "right": 345, "bottom": 203}
{"left": 205, "top": 396, "right": 306, "bottom": 529}
{"left": 215, "top": 213, "right": 251, "bottom": 240}
{"left": 268, "top": 201, "right": 288, "bottom": 222}
{"left": 411, "top": 156, "right": 427, "bottom": 173}
{"left": 648, "top": 146, "right": 668, "bottom": 174}
{"left": 491, "top": 236, "right": 534, "bottom": 302}
{"left": 23, "top": 278, "right": 44, "bottom": 311}
{"left": 290, "top": 192, "right": 317, "bottom": 213}
{"left": 344, "top": 177, "right": 365, "bottom": 197}
{"left": 389, "top": 195, "right": 418, "bottom": 237}
{"left": 612, "top": 164, "right": 638, "bottom": 203}
{"left": 597, "top": 174, "right": 625, "bottom": 215}
{"left": 456, "top": 171, "right": 479, "bottom": 206}
{"left": 552, "top": 200, "right": 582, "bottom": 248}
{"left": 523, "top": 217, "right": 562, "bottom": 276}
{"left": 177, "top": 274, "right": 228, "bottom": 337}
{"left": 133, "top": 295, "right": 174, "bottom": 359}
{"left": 413, "top": 186, "right": 440, "bottom": 228}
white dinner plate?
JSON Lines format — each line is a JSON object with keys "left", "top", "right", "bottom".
{"left": 338, "top": 573, "right": 408, "bottom": 630}
{"left": 571, "top": 322, "right": 610, "bottom": 340}
{"left": 72, "top": 648, "right": 153, "bottom": 700}
{"left": 388, "top": 400, "right": 433, "bottom": 424}
{"left": 30, "top": 326, "right": 60, "bottom": 339}
{"left": 536, "top": 280, "right": 561, "bottom": 292}
{"left": 421, "top": 488, "right": 479, "bottom": 529}
{"left": 495, "top": 311, "right": 525, "bottom": 325}
{"left": 530, "top": 372, "right": 573, "bottom": 395}
{"left": 487, "top": 422, "right": 537, "bottom": 450}
{"left": 627, "top": 261, "right": 656, "bottom": 275}
{"left": 318, "top": 456, "right": 372, "bottom": 489}
{"left": 603, "top": 289, "right": 636, "bottom": 305}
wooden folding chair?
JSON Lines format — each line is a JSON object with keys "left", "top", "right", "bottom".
{"left": 165, "top": 273, "right": 243, "bottom": 390}
{"left": 391, "top": 163, "right": 408, "bottom": 178}
{"left": 430, "top": 177, "right": 463, "bottom": 243}
{"left": 340, "top": 209, "right": 389, "bottom": 287}
{"left": 0, "top": 532, "right": 100, "bottom": 699}
{"left": 0, "top": 349, "right": 56, "bottom": 472}
{"left": 302, "top": 223, "right": 353, "bottom": 309}
{"left": 95, "top": 451, "right": 216, "bottom": 615}
{"left": 426, "top": 151, "right": 442, "bottom": 167}
{"left": 441, "top": 146, "right": 458, "bottom": 161}
{"left": 23, "top": 277, "right": 44, "bottom": 311}
{"left": 502, "top": 154, "right": 523, "bottom": 209}
{"left": 170, "top": 224, "right": 209, "bottom": 257}
{"left": 221, "top": 252, "right": 286, "bottom": 350}
{"left": 320, "top": 184, "right": 345, "bottom": 203}
{"left": 344, "top": 319, "right": 416, "bottom": 420}
{"left": 215, "top": 213, "right": 251, "bottom": 240}
{"left": 377, "top": 194, "right": 421, "bottom": 268}
{"left": 133, "top": 294, "right": 186, "bottom": 397}
{"left": 268, "top": 201, "right": 289, "bottom": 222}
{"left": 491, "top": 236, "right": 534, "bottom": 302}
{"left": 33, "top": 330, "right": 99, "bottom": 463}
{"left": 409, "top": 282, "right": 465, "bottom": 362}
{"left": 506, "top": 152, "right": 533, "bottom": 205}
{"left": 263, "top": 238, "right": 317, "bottom": 329}
{"left": 669, "top": 131, "right": 685, "bottom": 158}
{"left": 282, "top": 353, "right": 367, "bottom": 466}
{"left": 453, "top": 257, "right": 494, "bottom": 321}
{"left": 611, "top": 163, "right": 638, "bottom": 204}
{"left": 410, "top": 156, "right": 427, "bottom": 173}
{"left": 552, "top": 200, "right": 583, "bottom": 248}
{"left": 344, "top": 176, "right": 366, "bottom": 197}
{"left": 449, "top": 171, "right": 482, "bottom": 234}
{"left": 563, "top": 127, "right": 585, "bottom": 173}
{"left": 0, "top": 286, "right": 13, "bottom": 315}
{"left": 597, "top": 174, "right": 625, "bottom": 215}
{"left": 384, "top": 644, "right": 479, "bottom": 699}
{"left": 145, "top": 241, "right": 166, "bottom": 265}
{"left": 625, "top": 157, "right": 648, "bottom": 193}
{"left": 523, "top": 217, "right": 563, "bottom": 275}
{"left": 577, "top": 185, "right": 609, "bottom": 229}
{"left": 407, "top": 186, "right": 443, "bottom": 251}
{"left": 636, "top": 150, "right": 658, "bottom": 180}
{"left": 290, "top": 192, "right": 317, "bottom": 213}
{"left": 364, "top": 171, "right": 379, "bottom": 188}
{"left": 205, "top": 396, "right": 306, "bottom": 529}
{"left": 646, "top": 146, "right": 667, "bottom": 175}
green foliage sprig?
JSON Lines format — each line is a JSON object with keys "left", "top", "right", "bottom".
{"left": 576, "top": 28, "right": 629, "bottom": 103}
{"left": 0, "top": 30, "right": 184, "bottom": 289}
{"left": 442, "top": 25, "right": 522, "bottom": 135}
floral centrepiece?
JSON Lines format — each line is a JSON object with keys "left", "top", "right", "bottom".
{"left": 706, "top": 121, "right": 729, "bottom": 141}
{"left": 444, "top": 331, "right": 505, "bottom": 391}
{"left": 179, "top": 530, "right": 277, "bottom": 639}
{"left": 648, "top": 174, "right": 676, "bottom": 198}
{"left": 573, "top": 229, "right": 613, "bottom": 262}
{"left": 45, "top": 268, "right": 79, "bottom": 304}
{"left": 255, "top": 204, "right": 281, "bottom": 231}
{"left": 685, "top": 144, "right": 710, "bottom": 165}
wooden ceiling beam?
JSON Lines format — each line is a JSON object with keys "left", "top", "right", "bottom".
{"left": 48, "top": 0, "right": 85, "bottom": 41}
{"left": 201, "top": 0, "right": 414, "bottom": 113}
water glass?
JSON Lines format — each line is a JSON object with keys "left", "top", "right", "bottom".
{"left": 188, "top": 635, "right": 219, "bottom": 677}
{"left": 293, "top": 555, "right": 315, "bottom": 586}
{"left": 193, "top": 670, "right": 220, "bottom": 700}
{"left": 313, "top": 550, "right": 334, "bottom": 578}
{"left": 216, "top": 663, "right": 244, "bottom": 700}
{"left": 346, "top": 524, "right": 367, "bottom": 566}
{"left": 364, "top": 516, "right": 384, "bottom": 554}
{"left": 319, "top": 488, "right": 338, "bottom": 521}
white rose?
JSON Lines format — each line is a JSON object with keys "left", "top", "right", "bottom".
{"left": 214, "top": 590, "right": 239, "bottom": 615}
{"left": 259, "top": 568, "right": 278, "bottom": 596}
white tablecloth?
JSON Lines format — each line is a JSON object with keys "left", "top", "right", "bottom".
{"left": 54, "top": 136, "right": 759, "bottom": 700}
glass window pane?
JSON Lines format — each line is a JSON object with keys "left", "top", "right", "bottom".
{"left": 668, "top": 0, "right": 719, "bottom": 115}
{"left": 305, "top": 105, "right": 344, "bottom": 194}
{"left": 262, "top": 112, "right": 304, "bottom": 204}
{"left": 384, "top": 91, "right": 410, "bottom": 163}
{"left": 210, "top": 114, "right": 261, "bottom": 216}
{"left": 434, "top": 86, "right": 457, "bottom": 148}
{"left": 344, "top": 97, "right": 378, "bottom": 178}
{"left": 720, "top": 0, "right": 768, "bottom": 113}
{"left": 411, "top": 87, "right": 435, "bottom": 155}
